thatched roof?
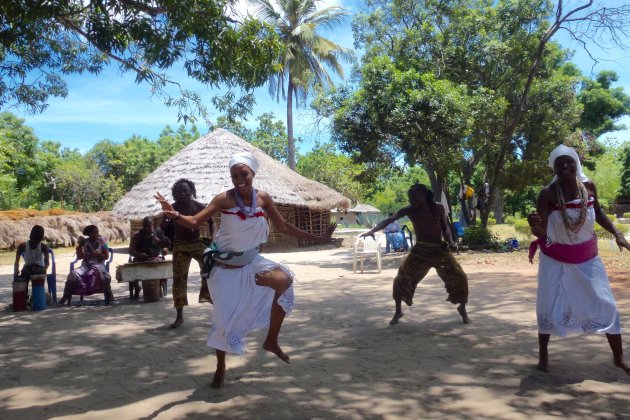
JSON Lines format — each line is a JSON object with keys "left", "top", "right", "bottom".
{"left": 348, "top": 203, "right": 381, "bottom": 213}
{"left": 112, "top": 128, "right": 351, "bottom": 220}
{"left": 0, "top": 211, "right": 129, "bottom": 250}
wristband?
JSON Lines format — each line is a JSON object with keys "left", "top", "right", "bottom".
{"left": 614, "top": 231, "right": 624, "bottom": 238}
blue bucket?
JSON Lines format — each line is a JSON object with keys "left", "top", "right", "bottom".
{"left": 31, "top": 275, "right": 47, "bottom": 311}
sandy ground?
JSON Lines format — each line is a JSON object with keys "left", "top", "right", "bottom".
{"left": 1, "top": 245, "right": 630, "bottom": 419}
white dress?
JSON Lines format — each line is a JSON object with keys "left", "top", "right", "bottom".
{"left": 206, "top": 206, "right": 295, "bottom": 354}
{"left": 537, "top": 198, "right": 621, "bottom": 336}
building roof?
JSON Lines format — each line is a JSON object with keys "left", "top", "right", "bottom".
{"left": 112, "top": 128, "right": 351, "bottom": 220}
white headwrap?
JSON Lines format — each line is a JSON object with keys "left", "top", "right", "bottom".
{"left": 548, "top": 144, "right": 588, "bottom": 182}
{"left": 229, "top": 152, "right": 259, "bottom": 174}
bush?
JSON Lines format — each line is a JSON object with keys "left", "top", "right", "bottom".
{"left": 513, "top": 218, "right": 532, "bottom": 238}
{"left": 504, "top": 215, "right": 516, "bottom": 225}
{"left": 461, "top": 225, "right": 499, "bottom": 249}
{"left": 486, "top": 217, "right": 496, "bottom": 225}
{"left": 595, "top": 222, "right": 629, "bottom": 240}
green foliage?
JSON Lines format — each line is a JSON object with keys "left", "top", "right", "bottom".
{"left": 582, "top": 142, "right": 623, "bottom": 211}
{"left": 216, "top": 112, "right": 292, "bottom": 163}
{"left": 336, "top": 0, "right": 630, "bottom": 227}
{"left": 0, "top": 1, "right": 284, "bottom": 121}
{"left": 461, "top": 225, "right": 499, "bottom": 248}
{"left": 619, "top": 143, "right": 630, "bottom": 198}
{"left": 296, "top": 142, "right": 365, "bottom": 203}
{"left": 512, "top": 218, "right": 533, "bottom": 238}
{"left": 252, "top": 0, "right": 356, "bottom": 168}
{"left": 594, "top": 219, "right": 629, "bottom": 240}
{"left": 578, "top": 71, "right": 630, "bottom": 137}
{"left": 369, "top": 166, "right": 430, "bottom": 215}
{"left": 251, "top": 113, "right": 289, "bottom": 163}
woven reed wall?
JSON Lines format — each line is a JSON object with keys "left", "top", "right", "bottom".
{"left": 129, "top": 206, "right": 330, "bottom": 248}
{"left": 268, "top": 205, "right": 331, "bottom": 247}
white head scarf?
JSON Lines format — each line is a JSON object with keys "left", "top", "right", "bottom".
{"left": 229, "top": 152, "right": 259, "bottom": 174}
{"left": 548, "top": 144, "right": 588, "bottom": 182}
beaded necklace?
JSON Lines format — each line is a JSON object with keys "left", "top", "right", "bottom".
{"left": 234, "top": 187, "right": 258, "bottom": 217}
{"left": 554, "top": 177, "right": 588, "bottom": 234}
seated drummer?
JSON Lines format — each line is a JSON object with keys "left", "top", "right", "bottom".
{"left": 13, "top": 225, "right": 50, "bottom": 303}
{"left": 129, "top": 216, "right": 171, "bottom": 298}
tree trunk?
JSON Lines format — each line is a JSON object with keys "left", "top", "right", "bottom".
{"left": 287, "top": 77, "right": 296, "bottom": 171}
{"left": 493, "top": 188, "right": 504, "bottom": 224}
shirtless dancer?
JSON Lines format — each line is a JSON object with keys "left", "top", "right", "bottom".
{"left": 362, "top": 183, "right": 471, "bottom": 325}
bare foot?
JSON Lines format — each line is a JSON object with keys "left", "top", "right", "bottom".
{"left": 537, "top": 351, "right": 549, "bottom": 372}
{"left": 263, "top": 341, "right": 290, "bottom": 363}
{"left": 170, "top": 316, "right": 183, "bottom": 329}
{"left": 614, "top": 359, "right": 630, "bottom": 375}
{"left": 389, "top": 311, "right": 404, "bottom": 325}
{"left": 211, "top": 361, "right": 226, "bottom": 389}
{"left": 457, "top": 305, "right": 472, "bottom": 324}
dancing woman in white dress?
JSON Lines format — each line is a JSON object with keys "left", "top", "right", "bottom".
{"left": 155, "top": 152, "right": 335, "bottom": 388}
{"left": 528, "top": 145, "right": 630, "bottom": 375}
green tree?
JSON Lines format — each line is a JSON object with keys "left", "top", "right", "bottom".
{"left": 0, "top": 112, "right": 48, "bottom": 208}
{"left": 578, "top": 70, "right": 630, "bottom": 137}
{"left": 252, "top": 113, "right": 289, "bottom": 163}
{"left": 53, "top": 159, "right": 123, "bottom": 212}
{"left": 296, "top": 142, "right": 364, "bottom": 203}
{"left": 88, "top": 136, "right": 160, "bottom": 191}
{"left": 1, "top": 1, "right": 284, "bottom": 121}
{"left": 252, "top": 0, "right": 355, "bottom": 170}
{"left": 618, "top": 143, "right": 630, "bottom": 198}
{"left": 331, "top": 0, "right": 630, "bottom": 226}
{"left": 583, "top": 142, "right": 624, "bottom": 211}
{"left": 369, "top": 166, "right": 430, "bottom": 215}
{"left": 156, "top": 125, "right": 201, "bottom": 159}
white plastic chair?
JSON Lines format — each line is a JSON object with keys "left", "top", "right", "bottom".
{"left": 353, "top": 233, "right": 383, "bottom": 273}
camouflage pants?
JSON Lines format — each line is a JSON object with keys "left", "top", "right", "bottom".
{"left": 172, "top": 240, "right": 212, "bottom": 308}
{"left": 393, "top": 242, "right": 468, "bottom": 306}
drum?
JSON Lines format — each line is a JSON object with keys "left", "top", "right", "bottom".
{"left": 30, "top": 274, "right": 47, "bottom": 311}
{"left": 116, "top": 260, "right": 172, "bottom": 282}
{"left": 12, "top": 279, "right": 28, "bottom": 312}
{"left": 142, "top": 279, "right": 161, "bottom": 303}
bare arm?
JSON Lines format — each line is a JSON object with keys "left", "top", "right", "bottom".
{"left": 362, "top": 208, "right": 408, "bottom": 239}
{"left": 14, "top": 243, "right": 25, "bottom": 276}
{"left": 128, "top": 233, "right": 144, "bottom": 259}
{"left": 154, "top": 191, "right": 221, "bottom": 229}
{"left": 262, "top": 191, "right": 336, "bottom": 243}
{"left": 529, "top": 188, "right": 551, "bottom": 239}
{"left": 42, "top": 243, "right": 50, "bottom": 269}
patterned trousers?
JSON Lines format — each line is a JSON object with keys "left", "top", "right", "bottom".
{"left": 393, "top": 242, "right": 468, "bottom": 306}
{"left": 172, "top": 240, "right": 212, "bottom": 308}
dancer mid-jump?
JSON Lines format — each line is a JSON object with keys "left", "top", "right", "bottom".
{"left": 156, "top": 152, "right": 335, "bottom": 388}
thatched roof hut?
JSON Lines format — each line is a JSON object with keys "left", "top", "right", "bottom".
{"left": 112, "top": 128, "right": 350, "bottom": 246}
{"left": 0, "top": 211, "right": 129, "bottom": 250}
{"left": 333, "top": 203, "right": 381, "bottom": 227}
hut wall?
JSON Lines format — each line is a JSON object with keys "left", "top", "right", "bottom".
{"left": 268, "top": 205, "right": 331, "bottom": 247}
{"left": 129, "top": 207, "right": 331, "bottom": 250}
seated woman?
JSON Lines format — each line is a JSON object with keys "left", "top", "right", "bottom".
{"left": 128, "top": 216, "right": 171, "bottom": 298}
{"left": 59, "top": 225, "right": 114, "bottom": 305}
{"left": 384, "top": 216, "right": 404, "bottom": 252}
{"left": 13, "top": 225, "right": 50, "bottom": 302}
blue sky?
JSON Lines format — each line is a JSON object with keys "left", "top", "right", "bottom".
{"left": 13, "top": 0, "right": 630, "bottom": 153}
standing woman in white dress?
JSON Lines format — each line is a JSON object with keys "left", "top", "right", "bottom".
{"left": 155, "top": 152, "right": 336, "bottom": 388}
{"left": 528, "top": 145, "right": 630, "bottom": 375}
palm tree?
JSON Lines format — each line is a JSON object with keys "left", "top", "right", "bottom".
{"left": 251, "top": 0, "right": 355, "bottom": 170}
